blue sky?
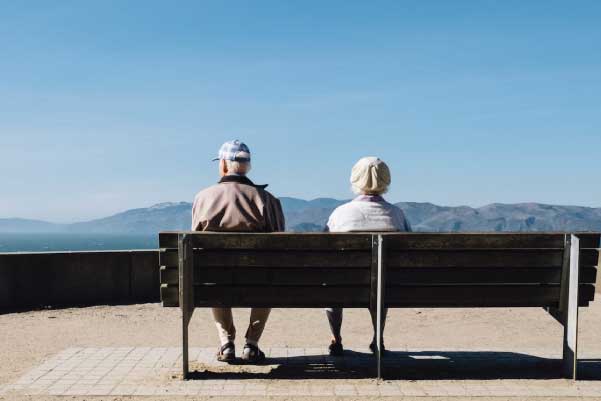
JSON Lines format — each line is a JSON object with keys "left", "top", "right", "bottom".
{"left": 1, "top": 1, "right": 600, "bottom": 222}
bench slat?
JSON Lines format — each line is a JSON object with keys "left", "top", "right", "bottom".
{"left": 162, "top": 283, "right": 595, "bottom": 308}
{"left": 581, "top": 249, "right": 600, "bottom": 266}
{"left": 160, "top": 266, "right": 178, "bottom": 285}
{"left": 385, "top": 284, "right": 595, "bottom": 307}
{"left": 578, "top": 234, "right": 601, "bottom": 249}
{"left": 196, "top": 250, "right": 371, "bottom": 268}
{"left": 194, "top": 286, "right": 370, "bottom": 308}
{"left": 160, "top": 284, "right": 178, "bottom": 306}
{"left": 387, "top": 250, "right": 563, "bottom": 268}
{"left": 161, "top": 249, "right": 371, "bottom": 268}
{"left": 160, "top": 266, "right": 596, "bottom": 286}
{"left": 387, "top": 267, "right": 597, "bottom": 285}
{"left": 189, "top": 234, "right": 372, "bottom": 250}
{"left": 159, "top": 233, "right": 179, "bottom": 249}
{"left": 159, "top": 250, "right": 177, "bottom": 267}
{"left": 385, "top": 234, "right": 565, "bottom": 249}
{"left": 195, "top": 267, "right": 370, "bottom": 286}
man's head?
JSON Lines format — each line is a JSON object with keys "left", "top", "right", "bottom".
{"left": 350, "top": 156, "right": 391, "bottom": 195}
{"left": 213, "top": 140, "right": 252, "bottom": 177}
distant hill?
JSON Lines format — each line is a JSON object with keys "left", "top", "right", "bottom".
{"left": 399, "top": 202, "right": 601, "bottom": 232}
{"left": 279, "top": 197, "right": 347, "bottom": 231}
{"left": 0, "top": 218, "right": 63, "bottom": 233}
{"left": 67, "top": 202, "right": 192, "bottom": 234}
{"left": 1, "top": 198, "right": 600, "bottom": 234}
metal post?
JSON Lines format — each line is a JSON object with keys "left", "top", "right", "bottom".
{"left": 179, "top": 234, "right": 194, "bottom": 380}
{"left": 376, "top": 234, "right": 384, "bottom": 380}
{"left": 562, "top": 234, "right": 580, "bottom": 380}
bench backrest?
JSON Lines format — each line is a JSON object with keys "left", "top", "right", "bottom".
{"left": 160, "top": 233, "right": 374, "bottom": 308}
{"left": 159, "top": 232, "right": 600, "bottom": 309}
{"left": 383, "top": 233, "right": 598, "bottom": 308}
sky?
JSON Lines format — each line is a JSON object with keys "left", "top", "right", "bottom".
{"left": 1, "top": 0, "right": 600, "bottom": 222}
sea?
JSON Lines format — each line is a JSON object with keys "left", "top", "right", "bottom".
{"left": 0, "top": 233, "right": 158, "bottom": 253}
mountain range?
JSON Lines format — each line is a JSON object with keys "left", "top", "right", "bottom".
{"left": 1, "top": 197, "right": 601, "bottom": 233}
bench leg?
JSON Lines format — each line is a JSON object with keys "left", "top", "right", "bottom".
{"left": 369, "top": 306, "right": 383, "bottom": 380}
{"left": 179, "top": 234, "right": 195, "bottom": 380}
{"left": 375, "top": 234, "right": 385, "bottom": 380}
{"left": 562, "top": 234, "right": 580, "bottom": 380}
{"left": 376, "top": 307, "right": 382, "bottom": 380}
{"left": 182, "top": 309, "right": 191, "bottom": 379}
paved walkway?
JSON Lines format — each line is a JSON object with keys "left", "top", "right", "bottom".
{"left": 2, "top": 347, "right": 601, "bottom": 397}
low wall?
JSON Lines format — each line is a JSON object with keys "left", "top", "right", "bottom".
{"left": 0, "top": 250, "right": 159, "bottom": 311}
{"left": 598, "top": 255, "right": 601, "bottom": 291}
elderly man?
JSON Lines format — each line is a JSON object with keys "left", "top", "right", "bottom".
{"left": 191, "top": 140, "right": 285, "bottom": 363}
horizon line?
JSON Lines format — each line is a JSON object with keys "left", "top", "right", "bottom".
{"left": 2, "top": 197, "right": 600, "bottom": 225}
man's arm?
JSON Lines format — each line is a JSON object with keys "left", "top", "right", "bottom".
{"left": 400, "top": 209, "right": 412, "bottom": 232}
{"left": 271, "top": 197, "right": 286, "bottom": 232}
{"left": 191, "top": 200, "right": 197, "bottom": 230}
{"left": 191, "top": 195, "right": 205, "bottom": 231}
{"left": 264, "top": 194, "right": 285, "bottom": 232}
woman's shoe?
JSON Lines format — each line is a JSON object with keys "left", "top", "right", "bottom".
{"left": 328, "top": 340, "right": 344, "bottom": 356}
{"left": 369, "top": 341, "right": 386, "bottom": 355}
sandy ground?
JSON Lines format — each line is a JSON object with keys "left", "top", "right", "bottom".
{"left": 1, "top": 302, "right": 601, "bottom": 400}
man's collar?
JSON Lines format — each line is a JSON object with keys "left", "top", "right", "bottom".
{"left": 218, "top": 175, "right": 268, "bottom": 189}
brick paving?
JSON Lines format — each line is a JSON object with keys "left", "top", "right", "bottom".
{"left": 2, "top": 347, "right": 601, "bottom": 397}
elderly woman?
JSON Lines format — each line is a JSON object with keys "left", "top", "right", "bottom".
{"left": 325, "top": 157, "right": 411, "bottom": 356}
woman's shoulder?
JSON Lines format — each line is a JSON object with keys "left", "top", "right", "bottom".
{"left": 326, "top": 201, "right": 364, "bottom": 229}
{"left": 370, "top": 200, "right": 412, "bottom": 231}
{"left": 388, "top": 204, "right": 412, "bottom": 231}
{"left": 330, "top": 200, "right": 364, "bottom": 218}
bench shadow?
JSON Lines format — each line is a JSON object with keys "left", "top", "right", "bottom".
{"left": 187, "top": 350, "right": 601, "bottom": 381}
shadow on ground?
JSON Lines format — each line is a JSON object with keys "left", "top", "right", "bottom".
{"left": 187, "top": 350, "right": 601, "bottom": 381}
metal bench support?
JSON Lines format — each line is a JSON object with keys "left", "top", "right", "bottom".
{"left": 369, "top": 235, "right": 385, "bottom": 380}
{"left": 179, "top": 234, "right": 195, "bottom": 380}
{"left": 562, "top": 234, "right": 580, "bottom": 380}
{"left": 376, "top": 234, "right": 385, "bottom": 380}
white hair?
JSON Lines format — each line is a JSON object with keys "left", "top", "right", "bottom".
{"left": 225, "top": 159, "right": 252, "bottom": 175}
{"left": 350, "top": 156, "right": 391, "bottom": 195}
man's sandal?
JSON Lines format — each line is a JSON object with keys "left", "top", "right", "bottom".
{"left": 241, "top": 343, "right": 266, "bottom": 364}
{"left": 216, "top": 342, "right": 235, "bottom": 362}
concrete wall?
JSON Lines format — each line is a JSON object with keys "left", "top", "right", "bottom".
{"left": 0, "top": 250, "right": 159, "bottom": 311}
{"left": 598, "top": 259, "right": 601, "bottom": 293}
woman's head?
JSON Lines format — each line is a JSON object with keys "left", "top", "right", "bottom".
{"left": 350, "top": 157, "right": 391, "bottom": 195}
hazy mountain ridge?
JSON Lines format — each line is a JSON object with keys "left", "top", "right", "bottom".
{"left": 68, "top": 202, "right": 191, "bottom": 234}
{"left": 279, "top": 197, "right": 348, "bottom": 231}
{"left": 401, "top": 202, "right": 601, "bottom": 232}
{"left": 1, "top": 198, "right": 600, "bottom": 234}
{"left": 0, "top": 218, "right": 63, "bottom": 233}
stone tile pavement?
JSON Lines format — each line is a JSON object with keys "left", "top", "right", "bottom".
{"left": 1, "top": 347, "right": 601, "bottom": 397}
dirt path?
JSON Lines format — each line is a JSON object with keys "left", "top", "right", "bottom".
{"left": 2, "top": 302, "right": 601, "bottom": 400}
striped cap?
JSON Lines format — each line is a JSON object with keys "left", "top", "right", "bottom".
{"left": 212, "top": 140, "right": 251, "bottom": 162}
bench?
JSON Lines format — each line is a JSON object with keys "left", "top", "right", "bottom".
{"left": 159, "top": 232, "right": 600, "bottom": 380}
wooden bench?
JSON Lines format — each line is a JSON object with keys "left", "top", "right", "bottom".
{"left": 159, "top": 232, "right": 600, "bottom": 380}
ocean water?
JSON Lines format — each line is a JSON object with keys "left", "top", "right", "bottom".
{"left": 0, "top": 233, "right": 158, "bottom": 253}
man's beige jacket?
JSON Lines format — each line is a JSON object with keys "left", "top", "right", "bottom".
{"left": 191, "top": 175, "right": 285, "bottom": 232}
